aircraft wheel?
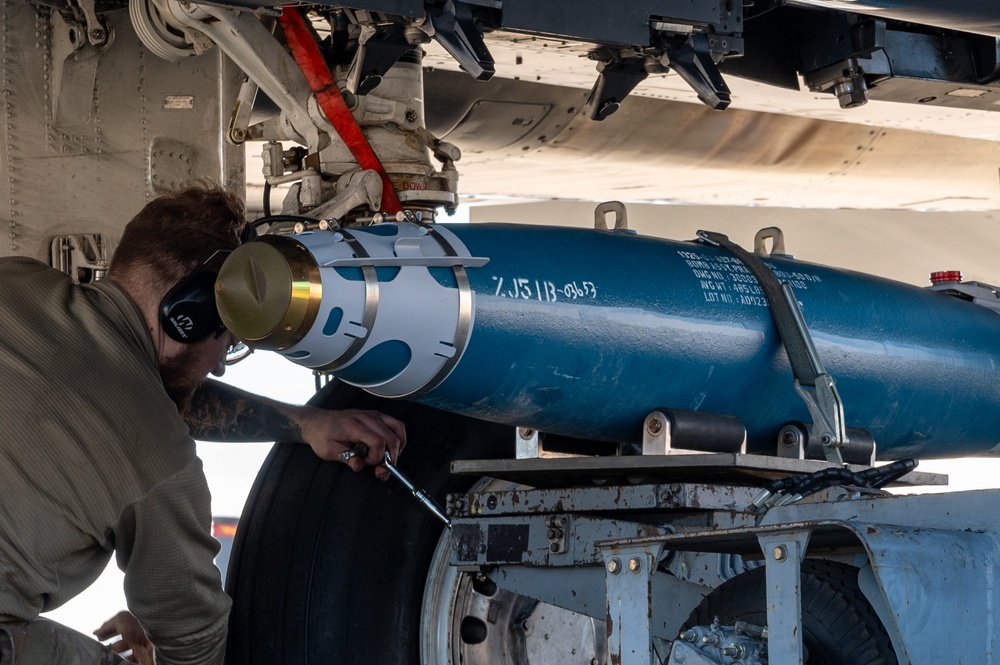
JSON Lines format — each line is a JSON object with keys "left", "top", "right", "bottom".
{"left": 223, "top": 382, "right": 513, "bottom": 665}
{"left": 420, "top": 476, "right": 607, "bottom": 665}
{"left": 684, "top": 560, "right": 898, "bottom": 665}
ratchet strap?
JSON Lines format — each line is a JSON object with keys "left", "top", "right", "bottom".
{"left": 278, "top": 8, "right": 403, "bottom": 215}
{"left": 697, "top": 231, "right": 818, "bottom": 386}
{"left": 697, "top": 230, "right": 848, "bottom": 465}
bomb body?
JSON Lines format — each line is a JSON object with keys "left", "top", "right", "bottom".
{"left": 217, "top": 222, "right": 1000, "bottom": 459}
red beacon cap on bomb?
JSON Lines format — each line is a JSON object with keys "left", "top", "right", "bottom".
{"left": 929, "top": 270, "right": 963, "bottom": 285}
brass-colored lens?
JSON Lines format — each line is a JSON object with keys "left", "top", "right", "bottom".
{"left": 215, "top": 235, "right": 321, "bottom": 351}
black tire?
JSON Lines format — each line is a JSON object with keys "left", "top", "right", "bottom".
{"left": 223, "top": 381, "right": 513, "bottom": 665}
{"left": 685, "top": 560, "right": 897, "bottom": 665}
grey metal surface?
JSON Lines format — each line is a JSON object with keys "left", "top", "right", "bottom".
{"left": 856, "top": 524, "right": 1000, "bottom": 664}
{"left": 485, "top": 563, "right": 710, "bottom": 642}
{"left": 422, "top": 66, "right": 1000, "bottom": 210}
{"left": 589, "top": 489, "right": 1000, "bottom": 664}
{"left": 450, "top": 514, "right": 670, "bottom": 567}
{"left": 450, "top": 453, "right": 945, "bottom": 488}
{"left": 449, "top": 483, "right": 759, "bottom": 517}
{"left": 0, "top": 2, "right": 244, "bottom": 263}
{"left": 496, "top": 0, "right": 740, "bottom": 49}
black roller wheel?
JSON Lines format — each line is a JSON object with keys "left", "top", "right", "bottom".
{"left": 223, "top": 381, "right": 515, "bottom": 665}
{"left": 685, "top": 559, "right": 897, "bottom": 665}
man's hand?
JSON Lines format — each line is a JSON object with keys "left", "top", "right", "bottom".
{"left": 95, "top": 611, "right": 154, "bottom": 665}
{"left": 296, "top": 406, "right": 406, "bottom": 481}
{"left": 182, "top": 380, "right": 406, "bottom": 480}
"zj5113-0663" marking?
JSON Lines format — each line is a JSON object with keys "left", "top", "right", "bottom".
{"left": 491, "top": 276, "right": 598, "bottom": 301}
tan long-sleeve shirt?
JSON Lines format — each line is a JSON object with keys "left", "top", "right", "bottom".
{"left": 0, "top": 257, "right": 230, "bottom": 665}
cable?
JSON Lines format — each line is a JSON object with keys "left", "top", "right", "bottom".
{"left": 751, "top": 458, "right": 919, "bottom": 517}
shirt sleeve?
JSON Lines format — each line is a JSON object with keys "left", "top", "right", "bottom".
{"left": 114, "top": 457, "right": 232, "bottom": 665}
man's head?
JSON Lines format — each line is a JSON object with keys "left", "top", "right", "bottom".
{"left": 107, "top": 186, "right": 248, "bottom": 412}
{"left": 109, "top": 186, "right": 247, "bottom": 285}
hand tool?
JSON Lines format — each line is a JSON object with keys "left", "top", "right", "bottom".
{"left": 337, "top": 444, "right": 452, "bottom": 528}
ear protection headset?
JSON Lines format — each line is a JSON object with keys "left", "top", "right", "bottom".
{"left": 159, "top": 222, "right": 258, "bottom": 343}
{"left": 159, "top": 265, "right": 226, "bottom": 343}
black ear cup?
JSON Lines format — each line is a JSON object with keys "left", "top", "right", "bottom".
{"left": 159, "top": 270, "right": 223, "bottom": 343}
{"left": 159, "top": 227, "right": 252, "bottom": 344}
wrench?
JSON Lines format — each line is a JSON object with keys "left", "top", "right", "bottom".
{"left": 338, "top": 445, "right": 452, "bottom": 529}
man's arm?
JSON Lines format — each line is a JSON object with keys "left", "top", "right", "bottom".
{"left": 185, "top": 379, "right": 405, "bottom": 481}
{"left": 185, "top": 379, "right": 300, "bottom": 443}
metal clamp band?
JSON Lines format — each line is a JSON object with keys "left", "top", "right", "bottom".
{"left": 402, "top": 223, "right": 474, "bottom": 398}
{"left": 321, "top": 229, "right": 380, "bottom": 371}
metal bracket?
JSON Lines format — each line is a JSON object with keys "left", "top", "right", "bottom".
{"left": 227, "top": 77, "right": 259, "bottom": 144}
{"left": 304, "top": 169, "right": 383, "bottom": 221}
{"left": 776, "top": 421, "right": 876, "bottom": 466}
{"left": 594, "top": 201, "right": 629, "bottom": 231}
{"left": 585, "top": 57, "right": 648, "bottom": 121}
{"left": 168, "top": 2, "right": 325, "bottom": 150}
{"left": 928, "top": 276, "right": 1000, "bottom": 314}
{"left": 513, "top": 427, "right": 584, "bottom": 460}
{"left": 413, "top": 126, "right": 462, "bottom": 165}
{"left": 757, "top": 530, "right": 811, "bottom": 665}
{"left": 792, "top": 375, "right": 847, "bottom": 466}
{"left": 661, "top": 33, "right": 732, "bottom": 110}
{"left": 515, "top": 427, "right": 540, "bottom": 459}
{"left": 69, "top": 0, "right": 109, "bottom": 46}
{"left": 50, "top": 11, "right": 112, "bottom": 128}
{"left": 753, "top": 227, "right": 786, "bottom": 256}
{"left": 429, "top": 0, "right": 495, "bottom": 81}
{"left": 802, "top": 19, "right": 888, "bottom": 109}
{"left": 602, "top": 543, "right": 665, "bottom": 665}
{"left": 642, "top": 409, "right": 747, "bottom": 456}
{"left": 346, "top": 23, "right": 416, "bottom": 95}
{"left": 50, "top": 234, "right": 110, "bottom": 284}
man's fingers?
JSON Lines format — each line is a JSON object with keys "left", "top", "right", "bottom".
{"left": 341, "top": 413, "right": 401, "bottom": 457}
{"left": 93, "top": 622, "right": 113, "bottom": 639}
{"left": 380, "top": 414, "right": 407, "bottom": 452}
{"left": 94, "top": 612, "right": 129, "bottom": 640}
{"left": 307, "top": 408, "right": 406, "bottom": 480}
{"left": 93, "top": 626, "right": 117, "bottom": 640}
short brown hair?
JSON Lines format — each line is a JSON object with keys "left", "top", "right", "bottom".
{"left": 109, "top": 186, "right": 246, "bottom": 285}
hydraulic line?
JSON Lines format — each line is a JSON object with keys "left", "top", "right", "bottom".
{"left": 277, "top": 8, "right": 403, "bottom": 215}
{"left": 750, "top": 458, "right": 919, "bottom": 518}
